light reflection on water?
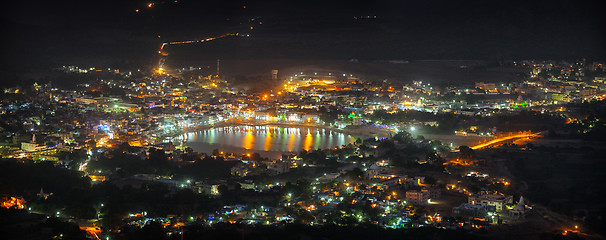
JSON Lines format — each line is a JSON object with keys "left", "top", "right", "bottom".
{"left": 178, "top": 125, "right": 356, "bottom": 157}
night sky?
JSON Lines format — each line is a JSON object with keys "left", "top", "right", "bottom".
{"left": 1, "top": 0, "right": 605, "bottom": 82}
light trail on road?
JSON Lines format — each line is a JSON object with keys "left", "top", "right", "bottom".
{"left": 470, "top": 132, "right": 542, "bottom": 150}
{"left": 155, "top": 33, "right": 244, "bottom": 73}
{"left": 159, "top": 33, "right": 240, "bottom": 52}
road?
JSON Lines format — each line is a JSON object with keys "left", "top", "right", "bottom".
{"left": 470, "top": 132, "right": 542, "bottom": 150}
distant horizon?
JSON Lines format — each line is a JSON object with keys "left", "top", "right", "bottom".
{"left": 2, "top": 0, "right": 604, "bottom": 85}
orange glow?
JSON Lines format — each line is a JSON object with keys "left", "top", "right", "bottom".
{"left": 264, "top": 131, "right": 272, "bottom": 151}
{"left": 471, "top": 131, "right": 541, "bottom": 150}
{"left": 89, "top": 175, "right": 106, "bottom": 182}
{"left": 243, "top": 131, "right": 254, "bottom": 150}
{"left": 444, "top": 158, "right": 475, "bottom": 166}
{"left": 287, "top": 132, "right": 296, "bottom": 152}
{"left": 1, "top": 196, "right": 26, "bottom": 209}
{"left": 303, "top": 130, "right": 313, "bottom": 151}
{"left": 80, "top": 226, "right": 101, "bottom": 239}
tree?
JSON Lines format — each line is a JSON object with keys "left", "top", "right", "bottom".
{"left": 138, "top": 221, "right": 168, "bottom": 240}
{"left": 148, "top": 148, "right": 168, "bottom": 163}
{"left": 65, "top": 203, "right": 96, "bottom": 219}
{"left": 117, "top": 142, "right": 132, "bottom": 153}
{"left": 250, "top": 152, "right": 262, "bottom": 161}
{"left": 86, "top": 139, "right": 97, "bottom": 150}
{"left": 348, "top": 167, "right": 365, "bottom": 180}
{"left": 459, "top": 146, "right": 475, "bottom": 160}
{"left": 424, "top": 176, "right": 437, "bottom": 185}
{"left": 296, "top": 209, "right": 316, "bottom": 224}
{"left": 393, "top": 131, "right": 412, "bottom": 144}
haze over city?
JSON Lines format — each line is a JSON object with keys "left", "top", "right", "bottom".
{"left": 1, "top": 1, "right": 605, "bottom": 240}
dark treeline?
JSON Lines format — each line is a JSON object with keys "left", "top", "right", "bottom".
{"left": 121, "top": 223, "right": 484, "bottom": 240}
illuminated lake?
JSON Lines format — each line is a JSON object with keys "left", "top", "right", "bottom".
{"left": 179, "top": 125, "right": 357, "bottom": 158}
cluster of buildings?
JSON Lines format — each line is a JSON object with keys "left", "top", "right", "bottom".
{"left": 3, "top": 59, "right": 603, "bottom": 161}
{"left": 1, "top": 59, "right": 600, "bottom": 236}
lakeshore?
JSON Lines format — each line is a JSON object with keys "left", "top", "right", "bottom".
{"left": 160, "top": 120, "right": 394, "bottom": 144}
{"left": 157, "top": 120, "right": 393, "bottom": 158}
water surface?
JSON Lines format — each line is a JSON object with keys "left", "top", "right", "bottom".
{"left": 180, "top": 125, "right": 356, "bottom": 158}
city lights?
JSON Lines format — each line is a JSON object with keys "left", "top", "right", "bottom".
{"left": 1, "top": 1, "right": 603, "bottom": 238}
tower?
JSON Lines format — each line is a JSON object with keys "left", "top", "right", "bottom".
{"left": 216, "top": 59, "right": 220, "bottom": 77}
{"left": 271, "top": 69, "right": 278, "bottom": 81}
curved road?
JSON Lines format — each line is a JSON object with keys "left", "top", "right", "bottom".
{"left": 470, "top": 132, "right": 542, "bottom": 150}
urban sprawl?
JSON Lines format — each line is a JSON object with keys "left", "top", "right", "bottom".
{"left": 1, "top": 59, "right": 605, "bottom": 239}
